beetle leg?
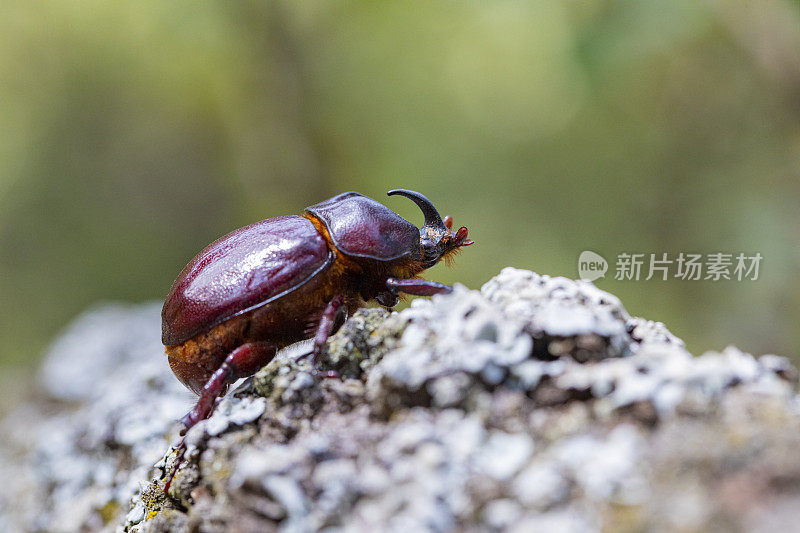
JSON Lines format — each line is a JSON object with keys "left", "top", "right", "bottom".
{"left": 385, "top": 277, "right": 453, "bottom": 296}
{"left": 311, "top": 295, "right": 346, "bottom": 375}
{"left": 179, "top": 341, "right": 277, "bottom": 434}
{"left": 166, "top": 341, "right": 277, "bottom": 496}
{"left": 163, "top": 441, "right": 187, "bottom": 495}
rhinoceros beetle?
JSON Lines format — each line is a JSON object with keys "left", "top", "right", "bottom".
{"left": 162, "top": 189, "right": 472, "bottom": 440}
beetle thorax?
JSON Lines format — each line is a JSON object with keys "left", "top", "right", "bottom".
{"left": 303, "top": 213, "right": 424, "bottom": 297}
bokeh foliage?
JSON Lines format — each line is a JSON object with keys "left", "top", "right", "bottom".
{"left": 1, "top": 0, "right": 798, "bottom": 371}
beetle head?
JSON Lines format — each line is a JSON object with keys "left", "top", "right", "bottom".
{"left": 388, "top": 189, "right": 474, "bottom": 268}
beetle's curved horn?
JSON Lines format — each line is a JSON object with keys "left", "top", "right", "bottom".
{"left": 387, "top": 189, "right": 445, "bottom": 229}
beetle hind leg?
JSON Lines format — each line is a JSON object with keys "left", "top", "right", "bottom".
{"left": 166, "top": 341, "right": 277, "bottom": 496}
{"left": 179, "top": 341, "right": 277, "bottom": 434}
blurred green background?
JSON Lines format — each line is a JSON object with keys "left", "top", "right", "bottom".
{"left": 1, "top": 0, "right": 799, "bottom": 384}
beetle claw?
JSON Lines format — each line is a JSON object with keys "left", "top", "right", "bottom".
{"left": 164, "top": 441, "right": 187, "bottom": 496}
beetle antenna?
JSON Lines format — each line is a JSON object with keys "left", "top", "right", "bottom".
{"left": 387, "top": 189, "right": 445, "bottom": 230}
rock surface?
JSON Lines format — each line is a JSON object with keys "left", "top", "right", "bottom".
{"left": 1, "top": 268, "right": 799, "bottom": 532}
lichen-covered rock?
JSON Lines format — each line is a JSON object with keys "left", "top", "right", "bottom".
{"left": 1, "top": 269, "right": 798, "bottom": 533}
{"left": 0, "top": 303, "right": 190, "bottom": 533}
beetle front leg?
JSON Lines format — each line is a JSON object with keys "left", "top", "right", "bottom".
{"left": 385, "top": 277, "right": 453, "bottom": 296}
{"left": 180, "top": 341, "right": 277, "bottom": 434}
{"left": 311, "top": 294, "right": 346, "bottom": 374}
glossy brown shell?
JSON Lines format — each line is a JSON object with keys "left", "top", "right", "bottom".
{"left": 306, "top": 192, "right": 421, "bottom": 262}
{"left": 161, "top": 215, "right": 333, "bottom": 346}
